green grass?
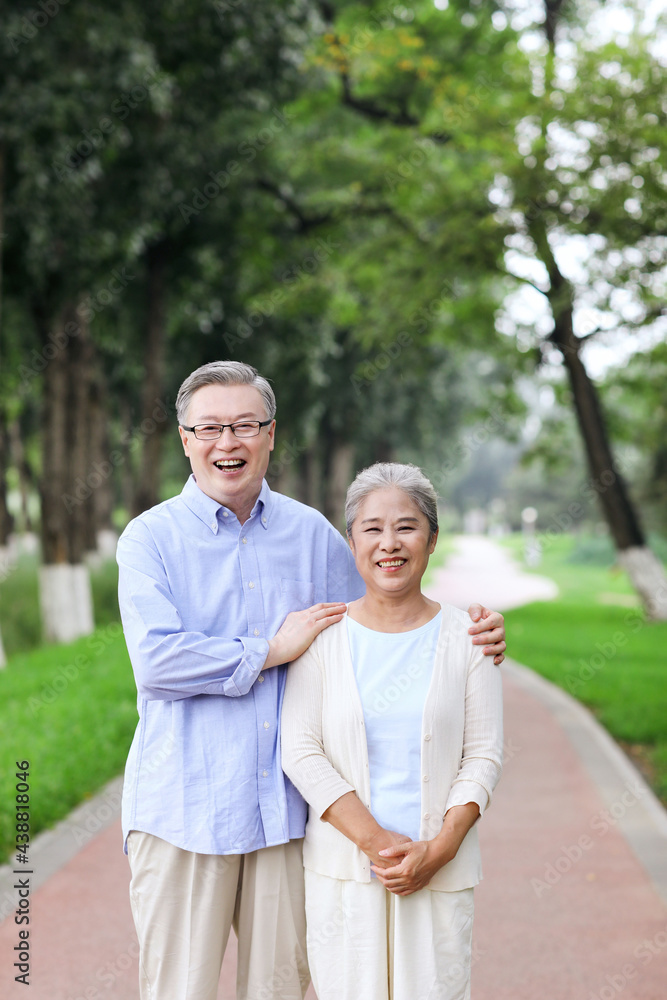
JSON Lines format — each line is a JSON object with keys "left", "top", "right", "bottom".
{"left": 0, "top": 556, "right": 137, "bottom": 862}
{"left": 1, "top": 628, "right": 137, "bottom": 862}
{"left": 500, "top": 532, "right": 667, "bottom": 804}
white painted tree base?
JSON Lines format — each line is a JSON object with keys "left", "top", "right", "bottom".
{"left": 618, "top": 546, "right": 667, "bottom": 621}
{"left": 0, "top": 545, "right": 13, "bottom": 582}
{"left": 39, "top": 564, "right": 95, "bottom": 643}
{"left": 0, "top": 627, "right": 6, "bottom": 669}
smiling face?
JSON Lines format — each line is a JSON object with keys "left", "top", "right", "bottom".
{"left": 178, "top": 382, "right": 275, "bottom": 521}
{"left": 347, "top": 486, "right": 438, "bottom": 599}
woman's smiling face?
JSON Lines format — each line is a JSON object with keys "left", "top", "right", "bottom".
{"left": 347, "top": 486, "right": 438, "bottom": 598}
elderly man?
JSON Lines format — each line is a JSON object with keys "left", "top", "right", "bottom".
{"left": 117, "top": 360, "right": 506, "bottom": 1000}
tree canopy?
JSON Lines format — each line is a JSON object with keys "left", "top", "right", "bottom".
{"left": 0, "top": 0, "right": 665, "bottom": 630}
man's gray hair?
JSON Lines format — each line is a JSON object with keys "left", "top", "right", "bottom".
{"left": 176, "top": 361, "right": 276, "bottom": 425}
{"left": 345, "top": 462, "right": 439, "bottom": 537}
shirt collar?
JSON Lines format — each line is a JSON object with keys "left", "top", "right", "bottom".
{"left": 180, "top": 475, "right": 273, "bottom": 534}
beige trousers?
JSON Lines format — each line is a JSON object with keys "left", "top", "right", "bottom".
{"left": 304, "top": 870, "right": 474, "bottom": 1000}
{"left": 127, "top": 831, "right": 309, "bottom": 1000}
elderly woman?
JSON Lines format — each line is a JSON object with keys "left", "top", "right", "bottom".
{"left": 281, "top": 463, "right": 503, "bottom": 1000}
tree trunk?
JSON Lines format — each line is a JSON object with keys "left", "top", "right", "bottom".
{"left": 132, "top": 241, "right": 170, "bottom": 516}
{"left": 0, "top": 419, "right": 14, "bottom": 547}
{"left": 0, "top": 143, "right": 10, "bottom": 666}
{"left": 88, "top": 366, "right": 117, "bottom": 559}
{"left": 550, "top": 305, "right": 667, "bottom": 620}
{"left": 321, "top": 427, "right": 355, "bottom": 531}
{"left": 0, "top": 418, "right": 10, "bottom": 669}
{"left": 38, "top": 302, "right": 95, "bottom": 642}
{"left": 7, "top": 419, "right": 35, "bottom": 534}
{"left": 295, "top": 444, "right": 322, "bottom": 511}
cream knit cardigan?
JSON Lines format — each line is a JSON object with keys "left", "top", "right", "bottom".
{"left": 281, "top": 603, "right": 503, "bottom": 892}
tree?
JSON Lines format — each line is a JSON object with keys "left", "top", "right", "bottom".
{"left": 268, "top": 0, "right": 667, "bottom": 617}
{"left": 0, "top": 0, "right": 316, "bottom": 641}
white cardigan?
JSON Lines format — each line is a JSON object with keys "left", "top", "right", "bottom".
{"left": 281, "top": 604, "right": 503, "bottom": 891}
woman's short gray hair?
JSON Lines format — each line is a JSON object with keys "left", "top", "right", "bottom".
{"left": 176, "top": 361, "right": 276, "bottom": 425}
{"left": 345, "top": 463, "right": 439, "bottom": 537}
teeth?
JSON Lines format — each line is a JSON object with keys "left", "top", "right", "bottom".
{"left": 215, "top": 460, "right": 245, "bottom": 468}
{"left": 378, "top": 559, "right": 406, "bottom": 567}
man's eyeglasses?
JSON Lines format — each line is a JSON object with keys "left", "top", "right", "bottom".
{"left": 180, "top": 420, "right": 273, "bottom": 440}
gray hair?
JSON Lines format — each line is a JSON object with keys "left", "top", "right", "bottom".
{"left": 345, "top": 463, "right": 439, "bottom": 537}
{"left": 176, "top": 361, "right": 276, "bottom": 425}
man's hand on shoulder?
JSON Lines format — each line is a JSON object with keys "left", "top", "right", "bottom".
{"left": 467, "top": 604, "right": 506, "bottom": 665}
{"left": 264, "top": 602, "right": 347, "bottom": 670}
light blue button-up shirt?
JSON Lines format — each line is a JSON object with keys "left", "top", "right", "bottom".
{"left": 117, "top": 475, "right": 364, "bottom": 856}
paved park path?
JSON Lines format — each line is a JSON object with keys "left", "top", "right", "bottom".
{"left": 1, "top": 535, "right": 667, "bottom": 999}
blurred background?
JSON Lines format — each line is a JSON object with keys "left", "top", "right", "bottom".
{"left": 0, "top": 0, "right": 666, "bottom": 856}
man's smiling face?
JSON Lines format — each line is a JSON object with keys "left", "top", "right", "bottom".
{"left": 178, "top": 383, "right": 275, "bottom": 521}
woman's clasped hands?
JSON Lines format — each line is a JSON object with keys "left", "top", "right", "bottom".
{"left": 370, "top": 837, "right": 450, "bottom": 896}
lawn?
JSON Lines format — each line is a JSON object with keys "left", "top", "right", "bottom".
{"left": 500, "top": 532, "right": 667, "bottom": 804}
{"left": 0, "top": 627, "right": 137, "bottom": 863}
{"left": 0, "top": 554, "right": 137, "bottom": 861}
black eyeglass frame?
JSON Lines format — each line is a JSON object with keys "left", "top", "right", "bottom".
{"left": 179, "top": 419, "right": 273, "bottom": 439}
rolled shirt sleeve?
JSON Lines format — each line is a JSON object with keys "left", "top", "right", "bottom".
{"left": 118, "top": 524, "right": 269, "bottom": 700}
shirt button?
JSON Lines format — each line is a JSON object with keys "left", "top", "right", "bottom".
{"left": 263, "top": 721, "right": 270, "bottom": 729}
{"left": 210, "top": 522, "right": 216, "bottom": 530}
{"left": 242, "top": 537, "right": 248, "bottom": 544}
{"left": 258, "top": 675, "right": 265, "bottom": 683}
{"left": 423, "top": 812, "right": 431, "bottom": 820}
{"left": 253, "top": 628, "right": 260, "bottom": 636}
{"left": 248, "top": 581, "right": 255, "bottom": 589}
{"left": 423, "top": 775, "right": 429, "bottom": 782}
{"left": 262, "top": 770, "right": 268, "bottom": 778}
{"left": 223, "top": 511, "right": 229, "bottom": 517}
{"left": 262, "top": 516, "right": 267, "bottom": 524}
{"left": 424, "top": 734, "right": 432, "bottom": 741}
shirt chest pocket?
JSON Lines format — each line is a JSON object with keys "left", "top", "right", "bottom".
{"left": 280, "top": 578, "right": 315, "bottom": 616}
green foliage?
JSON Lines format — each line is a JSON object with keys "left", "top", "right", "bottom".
{"left": 0, "top": 630, "right": 136, "bottom": 862}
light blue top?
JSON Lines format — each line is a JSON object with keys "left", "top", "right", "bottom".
{"left": 347, "top": 611, "right": 442, "bottom": 843}
{"left": 117, "top": 474, "right": 364, "bottom": 855}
